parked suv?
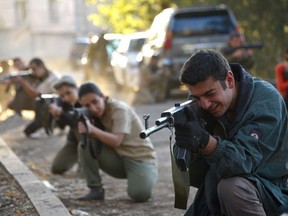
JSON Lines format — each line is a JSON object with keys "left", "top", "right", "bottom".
{"left": 139, "top": 4, "right": 240, "bottom": 99}
{"left": 68, "top": 33, "right": 123, "bottom": 72}
{"left": 111, "top": 32, "right": 148, "bottom": 90}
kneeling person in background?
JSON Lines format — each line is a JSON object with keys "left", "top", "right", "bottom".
{"left": 48, "top": 75, "right": 82, "bottom": 174}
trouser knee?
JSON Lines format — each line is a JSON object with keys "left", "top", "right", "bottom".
{"left": 128, "top": 188, "right": 151, "bottom": 202}
{"left": 51, "top": 161, "right": 70, "bottom": 175}
{"left": 217, "top": 176, "right": 265, "bottom": 215}
{"left": 217, "top": 177, "right": 251, "bottom": 203}
{"left": 51, "top": 166, "right": 65, "bottom": 175}
{"left": 217, "top": 178, "right": 239, "bottom": 202}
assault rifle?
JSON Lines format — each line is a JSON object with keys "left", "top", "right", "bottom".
{"left": 38, "top": 94, "right": 90, "bottom": 138}
{"left": 140, "top": 99, "right": 227, "bottom": 210}
{"left": 230, "top": 41, "right": 264, "bottom": 53}
{"left": 35, "top": 93, "right": 61, "bottom": 135}
{"left": 140, "top": 99, "right": 205, "bottom": 172}
{"left": 68, "top": 107, "right": 103, "bottom": 158}
{"left": 140, "top": 99, "right": 207, "bottom": 210}
{"left": 68, "top": 108, "right": 91, "bottom": 149}
{"left": 0, "top": 70, "right": 31, "bottom": 83}
{"left": 0, "top": 70, "right": 33, "bottom": 93}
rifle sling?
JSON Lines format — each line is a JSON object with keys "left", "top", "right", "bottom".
{"left": 169, "top": 135, "right": 190, "bottom": 210}
{"left": 88, "top": 138, "right": 102, "bottom": 160}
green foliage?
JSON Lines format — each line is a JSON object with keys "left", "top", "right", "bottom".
{"left": 86, "top": 0, "right": 175, "bottom": 34}
{"left": 178, "top": 0, "right": 288, "bottom": 78}
{"left": 231, "top": 0, "right": 287, "bottom": 78}
{"left": 86, "top": 0, "right": 288, "bottom": 78}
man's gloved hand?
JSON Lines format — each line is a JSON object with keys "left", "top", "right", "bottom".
{"left": 175, "top": 107, "right": 210, "bottom": 152}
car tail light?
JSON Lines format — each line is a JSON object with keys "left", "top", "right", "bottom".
{"left": 164, "top": 31, "right": 172, "bottom": 50}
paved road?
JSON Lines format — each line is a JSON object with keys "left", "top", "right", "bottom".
{"left": 0, "top": 98, "right": 196, "bottom": 216}
{"left": 0, "top": 70, "right": 197, "bottom": 215}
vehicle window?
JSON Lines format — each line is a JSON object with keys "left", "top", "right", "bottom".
{"left": 128, "top": 38, "right": 145, "bottom": 52}
{"left": 172, "top": 11, "right": 234, "bottom": 37}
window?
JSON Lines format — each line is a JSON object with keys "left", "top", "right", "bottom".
{"left": 172, "top": 11, "right": 234, "bottom": 37}
{"left": 15, "top": 0, "right": 27, "bottom": 25}
{"left": 129, "top": 38, "right": 145, "bottom": 52}
{"left": 49, "top": 0, "right": 59, "bottom": 24}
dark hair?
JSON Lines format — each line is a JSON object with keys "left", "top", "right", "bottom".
{"left": 78, "top": 82, "right": 104, "bottom": 98}
{"left": 179, "top": 50, "right": 231, "bottom": 86}
{"left": 29, "top": 58, "right": 45, "bottom": 67}
{"left": 12, "top": 57, "right": 23, "bottom": 63}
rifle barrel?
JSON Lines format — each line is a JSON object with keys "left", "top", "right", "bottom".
{"left": 232, "top": 42, "right": 264, "bottom": 52}
{"left": 155, "top": 117, "right": 170, "bottom": 126}
{"left": 139, "top": 122, "right": 168, "bottom": 139}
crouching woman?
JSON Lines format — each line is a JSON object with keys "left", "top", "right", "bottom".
{"left": 77, "top": 82, "right": 158, "bottom": 202}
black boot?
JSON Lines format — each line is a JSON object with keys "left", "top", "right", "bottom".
{"left": 77, "top": 188, "right": 105, "bottom": 201}
{"left": 24, "top": 120, "right": 43, "bottom": 137}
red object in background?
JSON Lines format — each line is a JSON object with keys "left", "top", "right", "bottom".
{"left": 275, "top": 62, "right": 288, "bottom": 98}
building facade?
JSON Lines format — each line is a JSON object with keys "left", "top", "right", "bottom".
{"left": 0, "top": 0, "right": 99, "bottom": 69}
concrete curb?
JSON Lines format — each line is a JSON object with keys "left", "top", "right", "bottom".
{"left": 0, "top": 137, "right": 71, "bottom": 216}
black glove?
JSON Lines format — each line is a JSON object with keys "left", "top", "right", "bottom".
{"left": 175, "top": 107, "right": 210, "bottom": 152}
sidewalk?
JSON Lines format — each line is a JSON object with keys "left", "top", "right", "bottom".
{"left": 0, "top": 136, "right": 71, "bottom": 216}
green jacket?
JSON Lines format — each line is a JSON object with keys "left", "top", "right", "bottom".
{"left": 186, "top": 64, "right": 288, "bottom": 216}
